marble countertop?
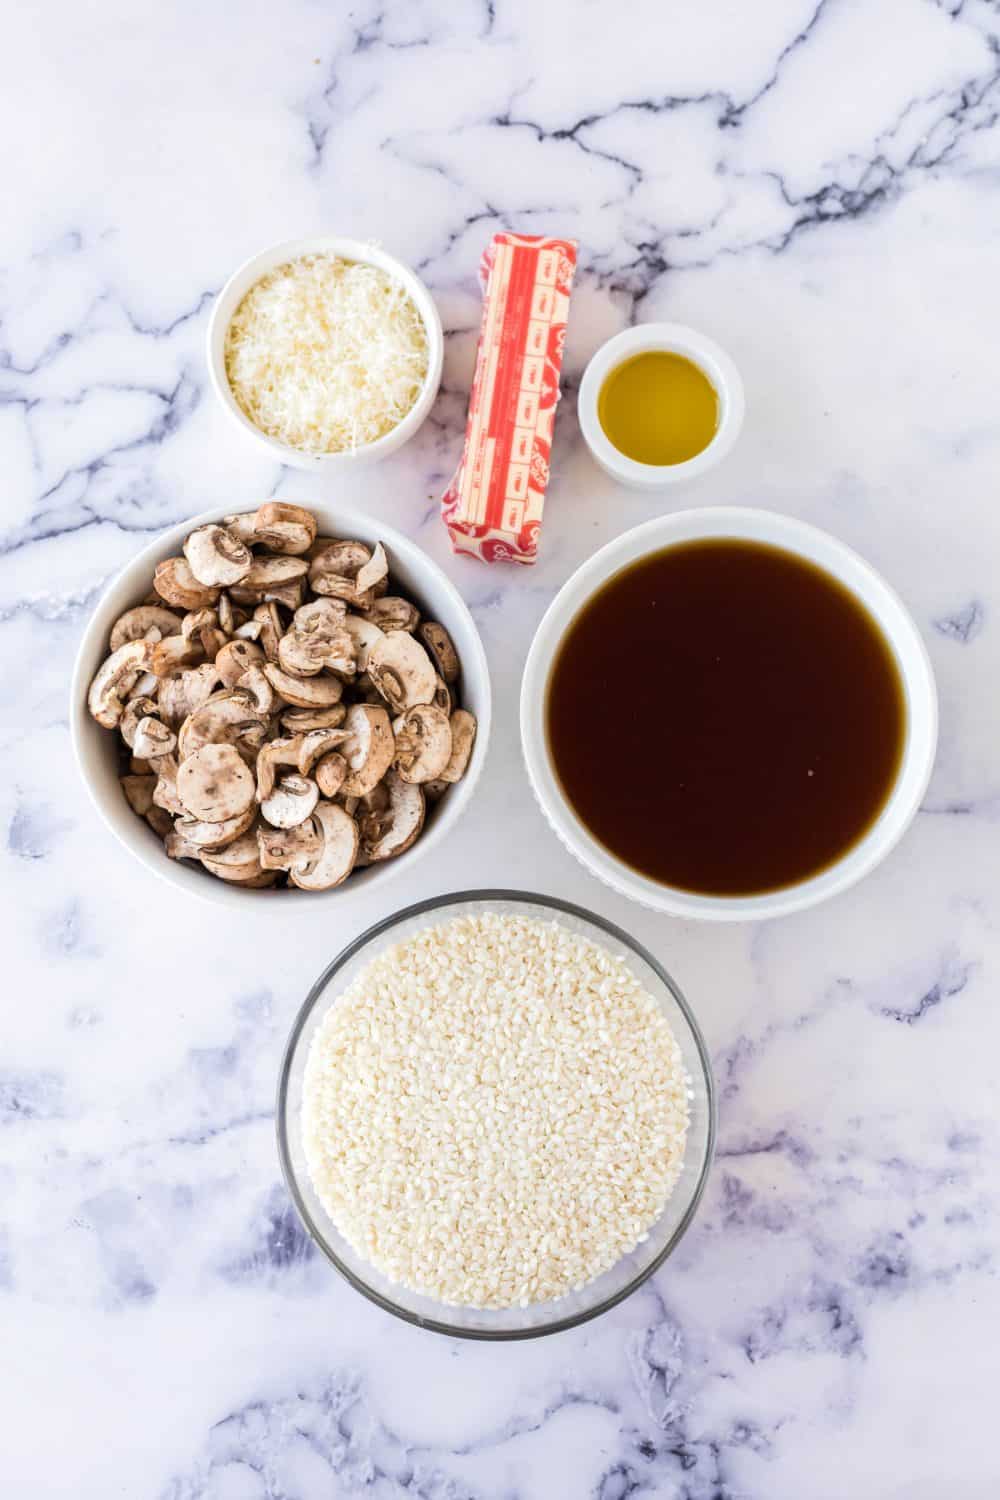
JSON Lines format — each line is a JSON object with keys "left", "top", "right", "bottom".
{"left": 5, "top": 0, "right": 1000, "bottom": 1494}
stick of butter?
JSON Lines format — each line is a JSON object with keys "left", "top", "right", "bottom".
{"left": 442, "top": 234, "right": 578, "bottom": 565}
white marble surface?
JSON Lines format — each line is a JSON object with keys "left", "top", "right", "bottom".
{"left": 4, "top": 0, "right": 1000, "bottom": 1494}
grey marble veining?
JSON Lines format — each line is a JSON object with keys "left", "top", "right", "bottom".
{"left": 4, "top": 0, "right": 1000, "bottom": 1494}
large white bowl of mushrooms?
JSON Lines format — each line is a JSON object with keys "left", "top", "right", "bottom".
{"left": 70, "top": 502, "right": 490, "bottom": 907}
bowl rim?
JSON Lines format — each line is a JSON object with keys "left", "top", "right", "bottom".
{"left": 520, "top": 507, "right": 939, "bottom": 922}
{"left": 276, "top": 888, "right": 718, "bottom": 1340}
{"left": 206, "top": 235, "right": 445, "bottom": 470}
{"left": 69, "top": 502, "right": 491, "bottom": 911}
{"left": 577, "top": 322, "right": 745, "bottom": 488}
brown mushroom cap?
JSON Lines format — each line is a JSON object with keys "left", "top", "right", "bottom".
{"left": 88, "top": 639, "right": 153, "bottom": 728}
{"left": 252, "top": 502, "right": 317, "bottom": 555}
{"left": 216, "top": 638, "right": 265, "bottom": 687}
{"left": 183, "top": 524, "right": 253, "bottom": 587}
{"left": 262, "top": 662, "right": 344, "bottom": 710}
{"left": 439, "top": 709, "right": 477, "bottom": 783}
{"left": 315, "top": 752, "right": 347, "bottom": 799}
{"left": 290, "top": 802, "right": 359, "bottom": 890}
{"left": 110, "top": 605, "right": 183, "bottom": 653}
{"left": 146, "top": 805, "right": 174, "bottom": 838}
{"left": 154, "top": 557, "right": 220, "bottom": 611}
{"left": 393, "top": 704, "right": 453, "bottom": 784}
{"left": 419, "top": 622, "right": 460, "bottom": 683}
{"left": 367, "top": 632, "right": 437, "bottom": 713}
{"left": 177, "top": 743, "right": 255, "bottom": 822}
{"left": 261, "top": 774, "right": 320, "bottom": 829}
{"left": 358, "top": 771, "right": 425, "bottom": 862}
{"left": 340, "top": 703, "right": 395, "bottom": 797}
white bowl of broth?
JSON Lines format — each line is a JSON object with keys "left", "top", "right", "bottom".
{"left": 520, "top": 508, "right": 937, "bottom": 922}
{"left": 577, "top": 323, "right": 745, "bottom": 488}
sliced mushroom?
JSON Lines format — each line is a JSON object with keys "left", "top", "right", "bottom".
{"left": 234, "top": 664, "right": 274, "bottom": 717}
{"left": 255, "top": 737, "right": 304, "bottom": 803}
{"left": 419, "top": 622, "right": 460, "bottom": 684}
{"left": 261, "top": 774, "right": 320, "bottom": 829}
{"left": 310, "top": 574, "right": 373, "bottom": 609}
{"left": 166, "top": 828, "right": 203, "bottom": 862}
{"left": 367, "top": 633, "right": 437, "bottom": 713}
{"left": 177, "top": 743, "right": 255, "bottom": 823}
{"left": 120, "top": 695, "right": 160, "bottom": 749}
{"left": 278, "top": 625, "right": 355, "bottom": 678}
{"left": 183, "top": 524, "right": 253, "bottom": 587}
{"left": 88, "top": 639, "right": 153, "bottom": 728}
{"left": 261, "top": 578, "right": 306, "bottom": 613}
{"left": 341, "top": 614, "right": 385, "bottom": 672}
{"left": 235, "top": 619, "right": 263, "bottom": 642}
{"left": 241, "top": 555, "right": 308, "bottom": 591}
{"left": 177, "top": 690, "right": 267, "bottom": 762}
{"left": 221, "top": 512, "right": 260, "bottom": 546}
{"left": 262, "top": 663, "right": 343, "bottom": 709}
{"left": 339, "top": 703, "right": 395, "bottom": 798}
{"left": 127, "top": 669, "right": 160, "bottom": 702}
{"left": 158, "top": 664, "right": 224, "bottom": 728}
{"left": 120, "top": 773, "right": 157, "bottom": 817}
{"left": 153, "top": 557, "right": 219, "bottom": 611}
{"left": 200, "top": 829, "right": 263, "bottom": 883}
{"left": 217, "top": 593, "right": 236, "bottom": 636}
{"left": 392, "top": 704, "right": 453, "bottom": 784}
{"left": 358, "top": 772, "right": 425, "bottom": 863}
{"left": 289, "top": 802, "right": 359, "bottom": 891}
{"left": 355, "top": 541, "right": 388, "bottom": 594}
{"left": 439, "top": 709, "right": 477, "bottom": 783}
{"left": 280, "top": 703, "right": 347, "bottom": 734}
{"left": 308, "top": 540, "right": 370, "bottom": 587}
{"left": 110, "top": 605, "right": 183, "bottom": 653}
{"left": 257, "top": 819, "right": 323, "bottom": 872}
{"left": 146, "top": 805, "right": 174, "bottom": 838}
{"left": 294, "top": 598, "right": 347, "bottom": 633}
{"left": 252, "top": 501, "right": 317, "bottom": 555}
{"left": 216, "top": 638, "right": 265, "bottom": 687}
{"left": 152, "top": 755, "right": 184, "bottom": 815}
{"left": 432, "top": 676, "right": 453, "bottom": 716}
{"left": 361, "top": 595, "right": 420, "bottom": 633}
{"left": 315, "top": 752, "right": 347, "bottom": 799}
{"left": 172, "top": 804, "right": 256, "bottom": 850}
{"left": 181, "top": 608, "right": 227, "bottom": 660}
{"left": 132, "top": 716, "right": 177, "bottom": 761}
{"left": 150, "top": 634, "right": 204, "bottom": 678}
{"left": 297, "top": 728, "right": 350, "bottom": 775}
{"left": 253, "top": 602, "right": 283, "bottom": 661}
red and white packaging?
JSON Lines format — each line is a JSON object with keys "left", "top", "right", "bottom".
{"left": 442, "top": 233, "right": 577, "bottom": 565}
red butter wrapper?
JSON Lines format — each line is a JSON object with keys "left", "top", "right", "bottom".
{"left": 442, "top": 233, "right": 577, "bottom": 565}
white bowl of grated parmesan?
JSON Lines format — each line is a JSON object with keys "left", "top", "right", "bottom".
{"left": 207, "top": 237, "right": 444, "bottom": 469}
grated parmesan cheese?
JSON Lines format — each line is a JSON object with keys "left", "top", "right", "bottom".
{"left": 223, "top": 254, "right": 429, "bottom": 455}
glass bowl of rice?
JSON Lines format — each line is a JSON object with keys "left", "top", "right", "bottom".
{"left": 207, "top": 236, "right": 444, "bottom": 471}
{"left": 277, "top": 890, "right": 716, "bottom": 1339}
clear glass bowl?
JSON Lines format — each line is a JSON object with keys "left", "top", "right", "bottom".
{"left": 276, "top": 891, "right": 716, "bottom": 1339}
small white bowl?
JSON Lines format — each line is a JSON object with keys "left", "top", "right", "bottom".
{"left": 521, "top": 508, "right": 937, "bottom": 922}
{"left": 70, "top": 504, "right": 491, "bottom": 911}
{"left": 207, "top": 236, "right": 445, "bottom": 472}
{"left": 577, "top": 323, "right": 745, "bottom": 489}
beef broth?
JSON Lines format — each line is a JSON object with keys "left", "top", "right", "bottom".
{"left": 546, "top": 539, "right": 906, "bottom": 896}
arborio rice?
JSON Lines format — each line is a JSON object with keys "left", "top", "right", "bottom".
{"left": 302, "top": 912, "right": 690, "bottom": 1309}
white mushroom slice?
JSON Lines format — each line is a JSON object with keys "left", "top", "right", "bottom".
{"left": 278, "top": 625, "right": 356, "bottom": 678}
{"left": 261, "top": 774, "right": 320, "bottom": 829}
{"left": 439, "top": 709, "right": 477, "bottom": 783}
{"left": 257, "top": 819, "right": 323, "bottom": 872}
{"left": 177, "top": 743, "right": 255, "bottom": 822}
{"left": 393, "top": 704, "right": 453, "bottom": 784}
{"left": 294, "top": 598, "right": 347, "bottom": 632}
{"left": 88, "top": 639, "right": 153, "bottom": 728}
{"left": 177, "top": 690, "right": 267, "bottom": 762}
{"left": 252, "top": 501, "right": 317, "bottom": 555}
{"left": 362, "top": 595, "right": 420, "bottom": 633}
{"left": 217, "top": 593, "right": 236, "bottom": 636}
{"left": 127, "top": 670, "right": 160, "bottom": 702}
{"left": 158, "top": 664, "right": 224, "bottom": 728}
{"left": 367, "top": 633, "right": 437, "bottom": 713}
{"left": 200, "top": 829, "right": 263, "bottom": 883}
{"left": 152, "top": 755, "right": 184, "bottom": 816}
{"left": 310, "top": 574, "right": 372, "bottom": 608}
{"left": 262, "top": 663, "right": 343, "bottom": 710}
{"left": 234, "top": 620, "right": 263, "bottom": 642}
{"left": 315, "top": 752, "right": 347, "bottom": 799}
{"left": 221, "top": 512, "right": 260, "bottom": 546}
{"left": 255, "top": 737, "right": 304, "bottom": 803}
{"left": 358, "top": 772, "right": 425, "bottom": 862}
{"left": 132, "top": 716, "right": 177, "bottom": 761}
{"left": 166, "top": 828, "right": 203, "bottom": 862}
{"left": 339, "top": 703, "right": 395, "bottom": 798}
{"left": 150, "top": 634, "right": 204, "bottom": 678}
{"left": 241, "top": 555, "right": 308, "bottom": 591}
{"left": 341, "top": 615, "right": 385, "bottom": 672}
{"left": 355, "top": 541, "right": 388, "bottom": 594}
{"left": 297, "top": 728, "right": 351, "bottom": 776}
{"left": 290, "top": 802, "right": 359, "bottom": 891}
{"left": 110, "top": 605, "right": 183, "bottom": 652}
{"left": 120, "top": 773, "right": 156, "bottom": 817}
{"left": 154, "top": 557, "right": 220, "bottom": 610}
{"left": 183, "top": 524, "right": 253, "bottom": 587}
{"left": 419, "top": 622, "right": 460, "bottom": 684}
{"left": 146, "top": 805, "right": 174, "bottom": 838}
{"left": 234, "top": 664, "right": 275, "bottom": 717}
{"left": 253, "top": 603, "right": 283, "bottom": 661}
{"left": 432, "top": 676, "right": 453, "bottom": 716}
{"left": 280, "top": 703, "right": 347, "bottom": 735}
{"left": 261, "top": 578, "right": 306, "bottom": 612}
{"left": 216, "top": 638, "right": 264, "bottom": 687}
{"left": 172, "top": 805, "right": 256, "bottom": 850}
{"left": 181, "top": 607, "right": 218, "bottom": 641}
{"left": 308, "top": 540, "right": 370, "bottom": 587}
{"left": 120, "top": 695, "right": 160, "bottom": 748}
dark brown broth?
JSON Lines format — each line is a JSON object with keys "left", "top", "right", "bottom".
{"left": 546, "top": 539, "right": 906, "bottom": 895}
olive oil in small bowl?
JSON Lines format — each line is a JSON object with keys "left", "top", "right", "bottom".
{"left": 578, "top": 324, "right": 744, "bottom": 489}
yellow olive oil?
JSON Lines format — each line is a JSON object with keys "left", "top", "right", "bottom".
{"left": 598, "top": 351, "right": 718, "bottom": 465}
